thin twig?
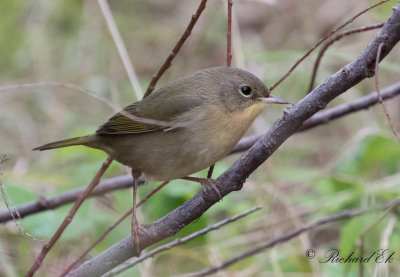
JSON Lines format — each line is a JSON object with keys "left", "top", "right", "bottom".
{"left": 269, "top": 0, "right": 390, "bottom": 91}
{"left": 374, "top": 42, "right": 400, "bottom": 141}
{"left": 204, "top": 0, "right": 233, "bottom": 181}
{"left": 26, "top": 157, "right": 113, "bottom": 277}
{"left": 372, "top": 215, "right": 396, "bottom": 276}
{"left": 0, "top": 82, "right": 121, "bottom": 112}
{"left": 0, "top": 155, "right": 40, "bottom": 240}
{"left": 0, "top": 83, "right": 179, "bottom": 130}
{"left": 308, "top": 23, "right": 384, "bottom": 92}
{"left": 144, "top": 0, "right": 208, "bottom": 97}
{"left": 180, "top": 199, "right": 400, "bottom": 277}
{"left": 227, "top": 0, "right": 233, "bottom": 67}
{"left": 358, "top": 197, "right": 400, "bottom": 277}
{"left": 97, "top": 0, "right": 143, "bottom": 100}
{"left": 60, "top": 181, "right": 169, "bottom": 276}
{"left": 0, "top": 171, "right": 43, "bottom": 242}
{"left": 103, "top": 206, "right": 261, "bottom": 277}
{"left": 0, "top": 81, "right": 176, "bottom": 128}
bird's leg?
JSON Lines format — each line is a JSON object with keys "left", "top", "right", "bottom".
{"left": 182, "top": 176, "right": 222, "bottom": 200}
{"left": 131, "top": 173, "right": 141, "bottom": 256}
{"left": 207, "top": 164, "right": 215, "bottom": 179}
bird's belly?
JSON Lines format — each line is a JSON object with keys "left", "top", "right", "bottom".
{"left": 97, "top": 127, "right": 240, "bottom": 181}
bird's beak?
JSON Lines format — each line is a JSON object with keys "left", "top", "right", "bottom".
{"left": 258, "top": 94, "right": 290, "bottom": 104}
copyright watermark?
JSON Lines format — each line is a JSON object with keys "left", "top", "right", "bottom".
{"left": 305, "top": 249, "right": 396, "bottom": 264}
{"left": 305, "top": 249, "right": 315, "bottom": 259}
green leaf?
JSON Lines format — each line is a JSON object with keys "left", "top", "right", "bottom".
{"left": 334, "top": 135, "right": 400, "bottom": 177}
{"left": 339, "top": 213, "right": 383, "bottom": 257}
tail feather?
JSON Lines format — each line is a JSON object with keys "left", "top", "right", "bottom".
{"left": 33, "top": 136, "right": 88, "bottom": 151}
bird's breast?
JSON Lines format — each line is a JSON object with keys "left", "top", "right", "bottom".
{"left": 192, "top": 103, "right": 265, "bottom": 157}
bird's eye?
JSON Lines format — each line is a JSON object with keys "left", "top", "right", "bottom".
{"left": 240, "top": 86, "right": 252, "bottom": 96}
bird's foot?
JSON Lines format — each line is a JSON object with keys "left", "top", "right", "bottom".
{"left": 131, "top": 219, "right": 148, "bottom": 256}
{"left": 182, "top": 176, "right": 222, "bottom": 200}
{"left": 200, "top": 178, "right": 222, "bottom": 200}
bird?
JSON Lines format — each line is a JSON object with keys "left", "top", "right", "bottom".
{"left": 34, "top": 66, "right": 289, "bottom": 255}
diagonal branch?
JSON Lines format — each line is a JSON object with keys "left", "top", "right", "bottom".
{"left": 60, "top": 181, "right": 169, "bottom": 276}
{"left": 27, "top": 157, "right": 113, "bottom": 277}
{"left": 308, "top": 23, "right": 385, "bottom": 92}
{"left": 181, "top": 198, "right": 400, "bottom": 277}
{"left": 269, "top": 0, "right": 390, "bottom": 91}
{"left": 104, "top": 207, "right": 261, "bottom": 277}
{"left": 144, "top": 0, "right": 208, "bottom": 97}
{"left": 67, "top": 3, "right": 400, "bottom": 276}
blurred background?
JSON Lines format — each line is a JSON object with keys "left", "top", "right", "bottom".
{"left": 1, "top": 0, "right": 400, "bottom": 276}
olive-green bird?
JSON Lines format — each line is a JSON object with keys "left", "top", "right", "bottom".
{"left": 34, "top": 66, "right": 289, "bottom": 254}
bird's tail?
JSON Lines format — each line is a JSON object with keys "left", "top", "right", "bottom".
{"left": 33, "top": 136, "right": 89, "bottom": 151}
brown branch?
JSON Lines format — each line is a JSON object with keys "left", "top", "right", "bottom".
{"left": 308, "top": 23, "right": 385, "bottom": 92}
{"left": 227, "top": 0, "right": 233, "bottom": 67}
{"left": 60, "top": 181, "right": 169, "bottom": 276}
{"left": 374, "top": 42, "right": 400, "bottom": 141}
{"left": 204, "top": 0, "right": 234, "bottom": 179}
{"left": 2, "top": 82, "right": 400, "bottom": 223}
{"left": 269, "top": 0, "right": 390, "bottom": 91}
{"left": 181, "top": 198, "right": 400, "bottom": 277}
{"left": 0, "top": 174, "right": 137, "bottom": 223}
{"left": 26, "top": 157, "right": 113, "bottom": 277}
{"left": 67, "top": 3, "right": 400, "bottom": 276}
{"left": 103, "top": 207, "right": 261, "bottom": 277}
{"left": 143, "top": 0, "right": 208, "bottom": 97}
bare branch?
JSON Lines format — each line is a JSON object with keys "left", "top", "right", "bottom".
{"left": 181, "top": 198, "right": 400, "bottom": 277}
{"left": 103, "top": 207, "right": 261, "bottom": 277}
{"left": 97, "top": 0, "right": 143, "bottom": 99}
{"left": 67, "top": 3, "right": 400, "bottom": 276}
{"left": 0, "top": 174, "right": 137, "bottom": 223}
{"left": 144, "top": 0, "right": 208, "bottom": 97}
{"left": 60, "top": 181, "right": 169, "bottom": 276}
{"left": 374, "top": 42, "right": 400, "bottom": 141}
{"left": 26, "top": 157, "right": 113, "bottom": 276}
{"left": 269, "top": 0, "right": 390, "bottom": 91}
{"left": 308, "top": 23, "right": 385, "bottom": 92}
{"left": 227, "top": 0, "right": 233, "bottom": 67}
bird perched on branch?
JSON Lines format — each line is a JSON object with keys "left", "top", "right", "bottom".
{"left": 34, "top": 66, "right": 289, "bottom": 255}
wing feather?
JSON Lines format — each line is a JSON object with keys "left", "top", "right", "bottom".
{"left": 96, "top": 104, "right": 162, "bottom": 134}
{"left": 96, "top": 73, "right": 207, "bottom": 135}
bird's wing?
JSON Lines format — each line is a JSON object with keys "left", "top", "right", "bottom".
{"left": 96, "top": 85, "right": 204, "bottom": 135}
{"left": 96, "top": 103, "right": 163, "bottom": 134}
